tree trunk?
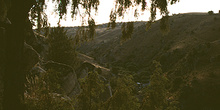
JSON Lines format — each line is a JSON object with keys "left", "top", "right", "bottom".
{"left": 3, "top": 0, "right": 34, "bottom": 109}
{"left": 0, "top": 24, "right": 6, "bottom": 110}
{"left": 4, "top": 17, "right": 26, "bottom": 110}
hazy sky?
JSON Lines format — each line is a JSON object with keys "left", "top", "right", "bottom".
{"left": 46, "top": 0, "right": 220, "bottom": 27}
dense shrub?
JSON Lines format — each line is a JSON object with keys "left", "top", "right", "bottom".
{"left": 140, "top": 61, "right": 179, "bottom": 110}
{"left": 208, "top": 11, "right": 214, "bottom": 15}
{"left": 24, "top": 69, "right": 74, "bottom": 110}
{"left": 76, "top": 71, "right": 105, "bottom": 110}
{"left": 47, "top": 26, "right": 79, "bottom": 68}
{"left": 104, "top": 74, "right": 139, "bottom": 110}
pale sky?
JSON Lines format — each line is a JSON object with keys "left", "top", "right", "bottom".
{"left": 46, "top": 0, "right": 220, "bottom": 27}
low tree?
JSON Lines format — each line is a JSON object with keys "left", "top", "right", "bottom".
{"left": 76, "top": 71, "right": 105, "bottom": 110}
{"left": 208, "top": 10, "right": 214, "bottom": 15}
{"left": 24, "top": 69, "right": 74, "bottom": 110}
{"left": 103, "top": 74, "right": 139, "bottom": 110}
{"left": 140, "top": 61, "right": 179, "bottom": 110}
{"left": 47, "top": 26, "right": 78, "bottom": 68}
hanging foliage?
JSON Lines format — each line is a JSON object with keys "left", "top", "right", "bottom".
{"left": 120, "top": 22, "right": 134, "bottom": 44}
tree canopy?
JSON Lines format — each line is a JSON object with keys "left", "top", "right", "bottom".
{"left": 30, "top": 0, "right": 180, "bottom": 29}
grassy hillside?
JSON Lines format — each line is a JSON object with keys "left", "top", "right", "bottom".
{"left": 76, "top": 13, "right": 220, "bottom": 109}
{"left": 32, "top": 13, "right": 220, "bottom": 109}
{"left": 76, "top": 13, "right": 219, "bottom": 70}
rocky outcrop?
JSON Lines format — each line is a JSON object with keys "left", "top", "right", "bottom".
{"left": 76, "top": 61, "right": 112, "bottom": 101}
{"left": 62, "top": 72, "right": 80, "bottom": 97}
{"left": 24, "top": 31, "right": 81, "bottom": 98}
{"left": 43, "top": 61, "right": 80, "bottom": 97}
{"left": 76, "top": 62, "right": 96, "bottom": 79}
{"left": 23, "top": 42, "right": 41, "bottom": 74}
{"left": 25, "top": 30, "right": 48, "bottom": 60}
{"left": 77, "top": 53, "right": 112, "bottom": 78}
{"left": 29, "top": 63, "right": 46, "bottom": 75}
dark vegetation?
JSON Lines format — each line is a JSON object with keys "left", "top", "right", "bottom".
{"left": 78, "top": 13, "right": 220, "bottom": 110}
{"left": 22, "top": 13, "right": 220, "bottom": 109}
{"left": 1, "top": 0, "right": 220, "bottom": 110}
{"left": 47, "top": 26, "right": 79, "bottom": 68}
{"left": 208, "top": 11, "right": 214, "bottom": 15}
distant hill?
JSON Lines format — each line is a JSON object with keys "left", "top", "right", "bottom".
{"left": 74, "top": 13, "right": 220, "bottom": 109}
{"left": 30, "top": 13, "right": 220, "bottom": 109}
{"left": 76, "top": 13, "right": 220, "bottom": 69}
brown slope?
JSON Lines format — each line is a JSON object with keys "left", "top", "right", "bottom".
{"left": 76, "top": 13, "right": 220, "bottom": 109}
{"left": 78, "top": 13, "right": 220, "bottom": 71}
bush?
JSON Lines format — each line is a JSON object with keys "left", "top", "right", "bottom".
{"left": 76, "top": 71, "right": 105, "bottom": 110}
{"left": 76, "top": 71, "right": 139, "bottom": 110}
{"left": 24, "top": 69, "right": 74, "bottom": 110}
{"left": 140, "top": 61, "right": 179, "bottom": 110}
{"left": 208, "top": 11, "right": 214, "bottom": 15}
{"left": 47, "top": 26, "right": 78, "bottom": 68}
{"left": 104, "top": 74, "right": 139, "bottom": 110}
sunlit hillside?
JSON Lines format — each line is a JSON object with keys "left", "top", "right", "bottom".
{"left": 76, "top": 13, "right": 220, "bottom": 109}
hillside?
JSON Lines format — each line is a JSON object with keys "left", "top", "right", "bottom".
{"left": 77, "top": 13, "right": 220, "bottom": 69}
{"left": 2, "top": 13, "right": 218, "bottom": 109}
{"left": 75, "top": 13, "right": 220, "bottom": 109}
